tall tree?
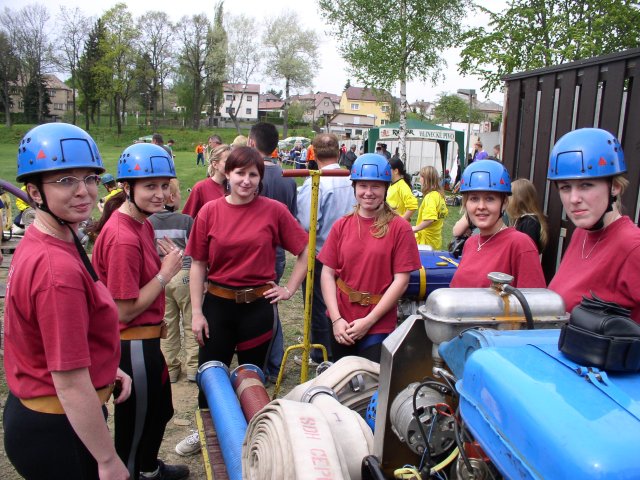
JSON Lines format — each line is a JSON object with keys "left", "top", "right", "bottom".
{"left": 77, "top": 18, "right": 109, "bottom": 130}
{"left": 102, "top": 3, "right": 138, "bottom": 134}
{"left": 204, "top": 1, "right": 227, "bottom": 126}
{"left": 0, "top": 30, "right": 19, "bottom": 126}
{"left": 263, "top": 12, "right": 318, "bottom": 137}
{"left": 176, "top": 14, "right": 212, "bottom": 129}
{"left": 1, "top": 4, "right": 56, "bottom": 124}
{"left": 318, "top": 0, "right": 469, "bottom": 160}
{"left": 56, "top": 6, "right": 89, "bottom": 125}
{"left": 432, "top": 93, "right": 482, "bottom": 124}
{"left": 460, "top": 1, "right": 640, "bottom": 94}
{"left": 225, "top": 13, "right": 262, "bottom": 133}
{"left": 23, "top": 74, "right": 51, "bottom": 123}
{"left": 136, "top": 11, "right": 175, "bottom": 129}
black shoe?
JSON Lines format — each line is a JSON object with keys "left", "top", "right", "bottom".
{"left": 143, "top": 460, "right": 190, "bottom": 480}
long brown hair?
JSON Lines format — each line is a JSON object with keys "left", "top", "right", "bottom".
{"left": 506, "top": 178, "right": 548, "bottom": 249}
{"left": 420, "top": 166, "right": 444, "bottom": 198}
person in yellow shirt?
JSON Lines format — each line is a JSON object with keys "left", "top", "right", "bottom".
{"left": 386, "top": 158, "right": 417, "bottom": 221}
{"left": 413, "top": 166, "right": 448, "bottom": 249}
{"left": 97, "top": 173, "right": 123, "bottom": 212}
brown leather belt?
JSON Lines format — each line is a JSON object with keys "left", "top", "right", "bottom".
{"left": 336, "top": 278, "right": 383, "bottom": 306}
{"left": 120, "top": 323, "right": 168, "bottom": 341}
{"left": 20, "top": 383, "right": 115, "bottom": 415}
{"left": 207, "top": 283, "right": 271, "bottom": 303}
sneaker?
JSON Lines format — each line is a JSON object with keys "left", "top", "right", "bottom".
{"left": 141, "top": 460, "right": 189, "bottom": 480}
{"left": 294, "top": 355, "right": 319, "bottom": 367}
{"left": 175, "top": 431, "right": 201, "bottom": 456}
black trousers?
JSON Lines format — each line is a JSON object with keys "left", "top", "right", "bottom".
{"left": 197, "top": 292, "right": 274, "bottom": 408}
{"left": 116, "top": 338, "right": 173, "bottom": 479}
{"left": 3, "top": 392, "right": 105, "bottom": 479}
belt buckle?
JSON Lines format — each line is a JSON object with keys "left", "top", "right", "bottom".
{"left": 359, "top": 292, "right": 372, "bottom": 306}
{"left": 235, "top": 288, "right": 256, "bottom": 303}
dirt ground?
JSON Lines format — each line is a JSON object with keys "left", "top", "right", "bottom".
{"left": 0, "top": 249, "right": 309, "bottom": 479}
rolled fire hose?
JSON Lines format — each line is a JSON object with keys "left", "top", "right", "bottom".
{"left": 286, "top": 356, "right": 379, "bottom": 412}
{"left": 231, "top": 364, "right": 271, "bottom": 422}
{"left": 197, "top": 361, "right": 247, "bottom": 480}
{"left": 242, "top": 397, "right": 373, "bottom": 480}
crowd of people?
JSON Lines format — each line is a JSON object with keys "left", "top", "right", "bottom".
{"left": 3, "top": 121, "right": 638, "bottom": 479}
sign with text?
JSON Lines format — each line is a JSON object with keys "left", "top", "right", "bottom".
{"left": 378, "top": 128, "right": 455, "bottom": 142}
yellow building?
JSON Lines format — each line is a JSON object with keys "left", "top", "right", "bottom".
{"left": 339, "top": 86, "right": 391, "bottom": 127}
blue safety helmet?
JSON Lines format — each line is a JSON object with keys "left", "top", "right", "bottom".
{"left": 117, "top": 143, "right": 176, "bottom": 181}
{"left": 16, "top": 123, "right": 104, "bottom": 182}
{"left": 350, "top": 153, "right": 392, "bottom": 182}
{"left": 548, "top": 128, "right": 626, "bottom": 181}
{"left": 101, "top": 173, "right": 115, "bottom": 184}
{"left": 460, "top": 159, "right": 511, "bottom": 195}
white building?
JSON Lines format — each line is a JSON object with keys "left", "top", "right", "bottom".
{"left": 221, "top": 83, "right": 260, "bottom": 121}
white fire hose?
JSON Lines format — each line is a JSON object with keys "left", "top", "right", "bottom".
{"left": 285, "top": 356, "right": 379, "bottom": 412}
{"left": 242, "top": 397, "right": 373, "bottom": 479}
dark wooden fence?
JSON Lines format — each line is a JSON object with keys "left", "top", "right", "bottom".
{"left": 501, "top": 48, "right": 640, "bottom": 282}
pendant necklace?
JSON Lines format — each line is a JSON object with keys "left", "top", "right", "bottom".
{"left": 477, "top": 225, "right": 506, "bottom": 251}
{"left": 34, "top": 219, "right": 62, "bottom": 239}
{"left": 581, "top": 233, "right": 601, "bottom": 259}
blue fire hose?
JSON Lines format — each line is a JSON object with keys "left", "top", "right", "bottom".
{"left": 197, "top": 361, "right": 248, "bottom": 480}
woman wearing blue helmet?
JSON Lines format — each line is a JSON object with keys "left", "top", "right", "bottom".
{"left": 3, "top": 123, "right": 132, "bottom": 479}
{"left": 450, "top": 160, "right": 545, "bottom": 288}
{"left": 548, "top": 128, "right": 640, "bottom": 322}
{"left": 91, "top": 143, "right": 188, "bottom": 480}
{"left": 318, "top": 153, "right": 420, "bottom": 362}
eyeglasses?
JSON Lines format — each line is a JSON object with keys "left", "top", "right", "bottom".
{"left": 42, "top": 174, "right": 101, "bottom": 189}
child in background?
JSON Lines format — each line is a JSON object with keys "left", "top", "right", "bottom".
{"left": 413, "top": 166, "right": 448, "bottom": 249}
{"left": 506, "top": 178, "right": 548, "bottom": 253}
{"left": 149, "top": 179, "right": 196, "bottom": 383}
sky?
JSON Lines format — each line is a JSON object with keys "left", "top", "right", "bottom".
{"left": 4, "top": 0, "right": 508, "bottom": 104}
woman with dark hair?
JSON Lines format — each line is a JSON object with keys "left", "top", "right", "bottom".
{"left": 187, "top": 145, "right": 308, "bottom": 386}
{"left": 506, "top": 178, "right": 548, "bottom": 253}
{"left": 91, "top": 143, "right": 188, "bottom": 480}
{"left": 386, "top": 157, "right": 417, "bottom": 221}
{"left": 4, "top": 123, "right": 132, "bottom": 479}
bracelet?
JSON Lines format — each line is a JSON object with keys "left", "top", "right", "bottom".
{"left": 282, "top": 285, "right": 291, "bottom": 296}
{"left": 331, "top": 317, "right": 343, "bottom": 325}
{"left": 155, "top": 274, "right": 167, "bottom": 289}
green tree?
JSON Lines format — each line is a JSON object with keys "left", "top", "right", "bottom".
{"left": 318, "top": 0, "right": 469, "bottom": 160}
{"left": 0, "top": 30, "right": 19, "bottom": 126}
{"left": 266, "top": 88, "right": 282, "bottom": 99}
{"left": 263, "top": 12, "right": 318, "bottom": 138}
{"left": 205, "top": 1, "right": 227, "bottom": 126}
{"left": 432, "top": 93, "right": 482, "bottom": 124}
{"left": 23, "top": 74, "right": 51, "bottom": 123}
{"left": 102, "top": 3, "right": 138, "bottom": 134}
{"left": 77, "top": 18, "right": 109, "bottom": 130}
{"left": 460, "top": 1, "right": 640, "bottom": 94}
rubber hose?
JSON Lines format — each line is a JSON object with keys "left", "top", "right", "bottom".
{"left": 503, "top": 285, "right": 535, "bottom": 330}
{"left": 197, "top": 361, "right": 247, "bottom": 480}
{"left": 231, "top": 364, "right": 271, "bottom": 422}
{"left": 0, "top": 179, "right": 31, "bottom": 204}
{"left": 243, "top": 399, "right": 349, "bottom": 480}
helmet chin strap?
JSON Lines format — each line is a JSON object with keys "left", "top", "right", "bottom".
{"left": 587, "top": 180, "right": 616, "bottom": 231}
{"left": 128, "top": 182, "right": 155, "bottom": 217}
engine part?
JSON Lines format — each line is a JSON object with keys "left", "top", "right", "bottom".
{"left": 197, "top": 361, "right": 246, "bottom": 480}
{"left": 365, "top": 390, "right": 378, "bottom": 431}
{"left": 230, "top": 364, "right": 270, "bottom": 422}
{"left": 389, "top": 383, "right": 455, "bottom": 457}
{"left": 404, "top": 248, "right": 457, "bottom": 301}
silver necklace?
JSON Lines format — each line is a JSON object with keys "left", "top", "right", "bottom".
{"left": 34, "top": 219, "right": 62, "bottom": 239}
{"left": 477, "top": 225, "right": 506, "bottom": 251}
{"left": 581, "top": 232, "right": 602, "bottom": 259}
{"left": 128, "top": 201, "right": 146, "bottom": 224}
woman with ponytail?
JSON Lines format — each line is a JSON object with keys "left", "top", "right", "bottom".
{"left": 182, "top": 143, "right": 231, "bottom": 219}
{"left": 319, "top": 154, "right": 420, "bottom": 362}
{"left": 386, "top": 157, "right": 418, "bottom": 221}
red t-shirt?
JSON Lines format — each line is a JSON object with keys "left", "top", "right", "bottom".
{"left": 4, "top": 228, "right": 120, "bottom": 398}
{"left": 182, "top": 178, "right": 225, "bottom": 219}
{"left": 92, "top": 211, "right": 164, "bottom": 330}
{"left": 186, "top": 196, "right": 308, "bottom": 286}
{"left": 549, "top": 216, "right": 640, "bottom": 322}
{"left": 318, "top": 214, "right": 421, "bottom": 334}
{"left": 450, "top": 227, "right": 546, "bottom": 288}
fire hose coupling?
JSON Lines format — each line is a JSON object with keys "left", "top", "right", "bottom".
{"left": 196, "top": 360, "right": 229, "bottom": 387}
{"left": 487, "top": 272, "right": 535, "bottom": 330}
{"left": 230, "top": 364, "right": 265, "bottom": 385}
{"left": 301, "top": 386, "right": 339, "bottom": 403}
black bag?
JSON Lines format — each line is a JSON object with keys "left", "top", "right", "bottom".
{"left": 448, "top": 235, "right": 468, "bottom": 259}
{"left": 558, "top": 293, "right": 640, "bottom": 372}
